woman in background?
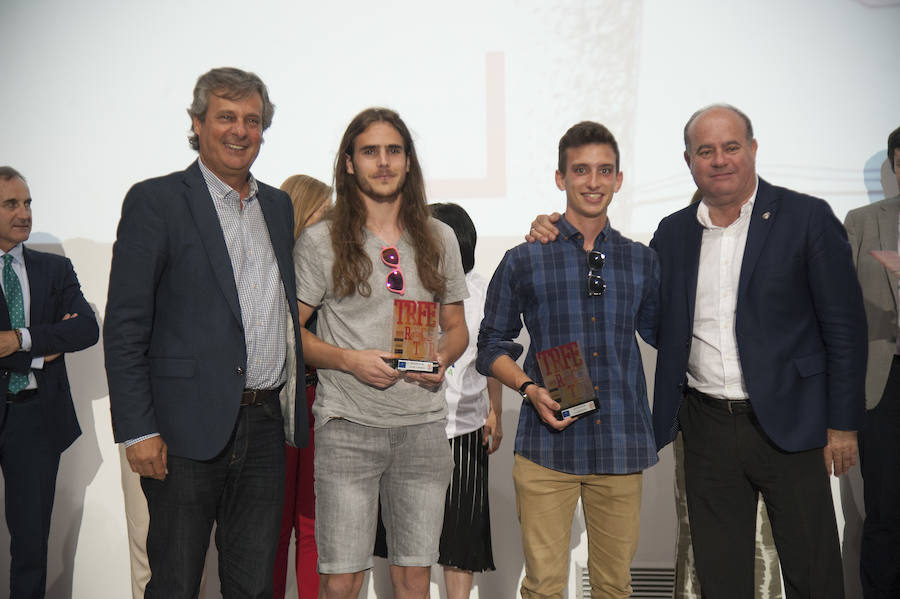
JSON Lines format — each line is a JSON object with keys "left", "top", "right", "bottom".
{"left": 274, "top": 174, "right": 332, "bottom": 599}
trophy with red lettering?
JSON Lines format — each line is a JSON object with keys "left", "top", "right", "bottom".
{"left": 388, "top": 299, "right": 440, "bottom": 374}
{"left": 536, "top": 341, "right": 597, "bottom": 419}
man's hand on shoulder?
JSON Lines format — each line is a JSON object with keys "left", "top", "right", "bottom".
{"left": 526, "top": 385, "right": 577, "bottom": 431}
{"left": 824, "top": 428, "right": 858, "bottom": 477}
{"left": 346, "top": 349, "right": 400, "bottom": 389}
{"left": 525, "top": 212, "right": 562, "bottom": 244}
{"left": 126, "top": 436, "right": 168, "bottom": 480}
{"left": 0, "top": 330, "right": 20, "bottom": 358}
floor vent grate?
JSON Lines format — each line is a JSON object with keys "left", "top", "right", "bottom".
{"left": 577, "top": 563, "right": 675, "bottom": 599}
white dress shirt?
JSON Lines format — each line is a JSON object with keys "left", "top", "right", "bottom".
{"left": 686, "top": 180, "right": 759, "bottom": 400}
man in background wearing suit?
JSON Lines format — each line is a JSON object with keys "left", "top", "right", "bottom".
{"left": 0, "top": 167, "right": 98, "bottom": 599}
{"left": 104, "top": 67, "right": 306, "bottom": 599}
{"left": 844, "top": 125, "right": 900, "bottom": 599}
{"left": 650, "top": 104, "right": 867, "bottom": 598}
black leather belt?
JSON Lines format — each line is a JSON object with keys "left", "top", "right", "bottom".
{"left": 240, "top": 388, "right": 280, "bottom": 406}
{"left": 6, "top": 389, "right": 37, "bottom": 404}
{"left": 305, "top": 370, "right": 318, "bottom": 388}
{"left": 686, "top": 387, "right": 753, "bottom": 415}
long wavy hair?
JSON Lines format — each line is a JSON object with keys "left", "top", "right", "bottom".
{"left": 330, "top": 108, "right": 446, "bottom": 299}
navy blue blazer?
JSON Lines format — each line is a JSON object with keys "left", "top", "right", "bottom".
{"left": 650, "top": 178, "right": 867, "bottom": 452}
{"left": 104, "top": 161, "right": 307, "bottom": 460}
{"left": 0, "top": 247, "right": 99, "bottom": 453}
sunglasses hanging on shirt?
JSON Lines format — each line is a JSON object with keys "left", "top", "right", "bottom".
{"left": 587, "top": 250, "right": 606, "bottom": 297}
{"left": 381, "top": 245, "right": 405, "bottom": 295}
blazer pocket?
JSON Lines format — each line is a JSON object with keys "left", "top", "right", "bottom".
{"left": 150, "top": 357, "right": 196, "bottom": 378}
{"left": 793, "top": 352, "right": 826, "bottom": 378}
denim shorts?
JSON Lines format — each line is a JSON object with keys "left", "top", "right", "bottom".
{"left": 314, "top": 418, "right": 453, "bottom": 574}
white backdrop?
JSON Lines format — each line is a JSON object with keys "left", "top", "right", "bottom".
{"left": 1, "top": 0, "right": 899, "bottom": 597}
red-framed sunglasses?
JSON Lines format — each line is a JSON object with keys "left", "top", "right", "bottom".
{"left": 381, "top": 246, "right": 405, "bottom": 294}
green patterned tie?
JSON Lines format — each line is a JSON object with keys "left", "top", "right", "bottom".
{"left": 3, "top": 254, "right": 28, "bottom": 393}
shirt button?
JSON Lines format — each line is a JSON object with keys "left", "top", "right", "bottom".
{"left": 591, "top": 317, "right": 596, "bottom": 323}
{"left": 592, "top": 352, "right": 599, "bottom": 357}
{"left": 595, "top": 419, "right": 602, "bottom": 425}
{"left": 594, "top": 385, "right": 599, "bottom": 391}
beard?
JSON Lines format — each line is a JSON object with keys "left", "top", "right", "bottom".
{"left": 354, "top": 168, "right": 407, "bottom": 203}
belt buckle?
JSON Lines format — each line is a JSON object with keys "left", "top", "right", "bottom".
{"left": 726, "top": 399, "right": 745, "bottom": 415}
{"left": 241, "top": 389, "right": 262, "bottom": 406}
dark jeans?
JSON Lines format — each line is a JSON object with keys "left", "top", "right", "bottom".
{"left": 142, "top": 395, "right": 286, "bottom": 599}
{"left": 0, "top": 400, "right": 61, "bottom": 599}
{"left": 859, "top": 356, "right": 900, "bottom": 598}
{"left": 680, "top": 390, "right": 844, "bottom": 599}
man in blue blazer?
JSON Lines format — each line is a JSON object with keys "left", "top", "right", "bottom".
{"left": 651, "top": 105, "right": 867, "bottom": 598}
{"left": 0, "top": 166, "right": 99, "bottom": 599}
{"left": 104, "top": 68, "right": 306, "bottom": 599}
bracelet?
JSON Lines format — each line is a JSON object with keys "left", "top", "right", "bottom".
{"left": 13, "top": 329, "right": 22, "bottom": 350}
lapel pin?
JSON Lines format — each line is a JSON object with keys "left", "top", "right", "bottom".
{"left": 762, "top": 211, "right": 771, "bottom": 220}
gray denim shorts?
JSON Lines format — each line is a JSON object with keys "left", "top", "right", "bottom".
{"left": 314, "top": 418, "right": 453, "bottom": 574}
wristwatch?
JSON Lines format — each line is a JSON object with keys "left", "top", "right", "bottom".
{"left": 518, "top": 380, "right": 536, "bottom": 400}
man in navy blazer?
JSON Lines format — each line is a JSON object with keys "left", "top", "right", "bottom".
{"left": 0, "top": 166, "right": 99, "bottom": 599}
{"left": 651, "top": 105, "right": 866, "bottom": 598}
{"left": 104, "top": 68, "right": 306, "bottom": 599}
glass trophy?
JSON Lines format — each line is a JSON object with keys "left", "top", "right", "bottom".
{"left": 388, "top": 299, "right": 440, "bottom": 373}
{"left": 536, "top": 341, "right": 597, "bottom": 419}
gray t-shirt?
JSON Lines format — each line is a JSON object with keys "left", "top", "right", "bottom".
{"left": 294, "top": 217, "right": 468, "bottom": 429}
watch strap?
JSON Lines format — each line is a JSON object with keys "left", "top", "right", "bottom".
{"left": 518, "top": 380, "right": 536, "bottom": 399}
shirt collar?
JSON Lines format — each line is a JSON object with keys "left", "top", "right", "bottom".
{"left": 695, "top": 176, "right": 759, "bottom": 229}
{"left": 0, "top": 244, "right": 24, "bottom": 264}
{"left": 197, "top": 158, "right": 259, "bottom": 203}
{"left": 557, "top": 215, "right": 611, "bottom": 249}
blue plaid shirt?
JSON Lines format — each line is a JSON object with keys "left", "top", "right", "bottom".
{"left": 476, "top": 216, "right": 659, "bottom": 474}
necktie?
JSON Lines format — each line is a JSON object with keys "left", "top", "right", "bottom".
{"left": 3, "top": 254, "right": 28, "bottom": 393}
